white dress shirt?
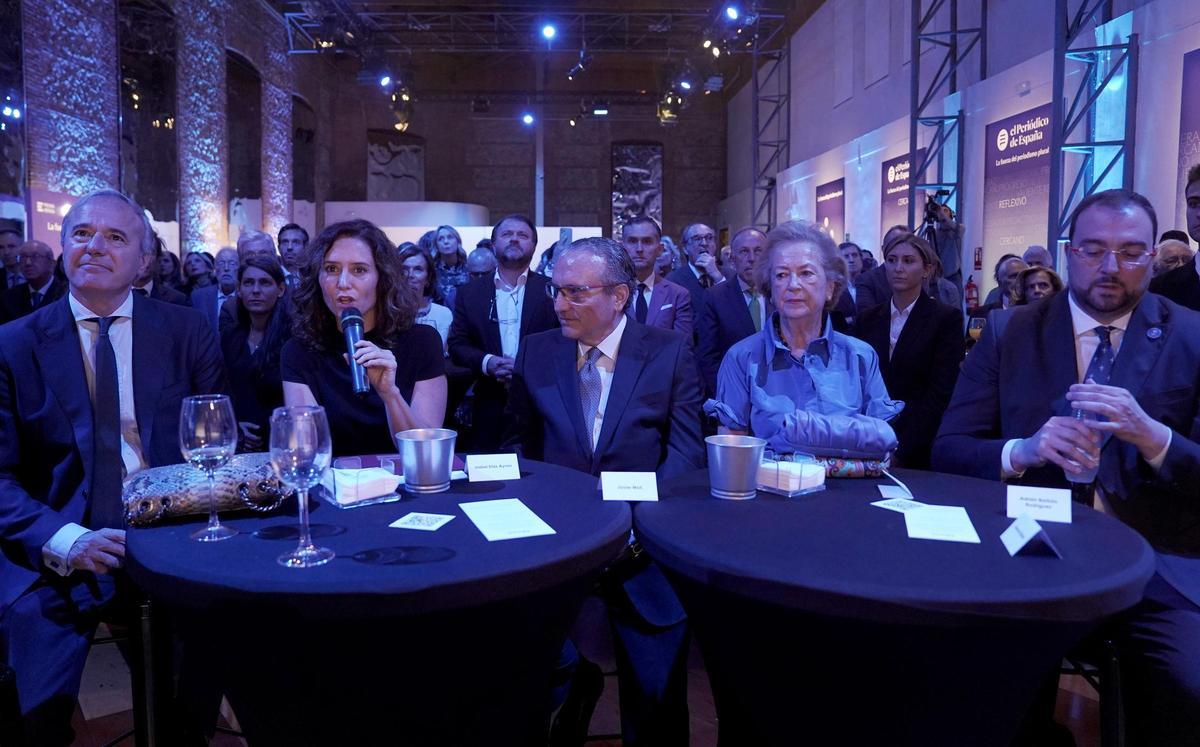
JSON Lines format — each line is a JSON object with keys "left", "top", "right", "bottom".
{"left": 43, "top": 292, "right": 147, "bottom": 575}
{"left": 578, "top": 315, "right": 627, "bottom": 449}
{"left": 482, "top": 269, "right": 528, "bottom": 374}
{"left": 888, "top": 296, "right": 918, "bottom": 358}
{"left": 999, "top": 294, "right": 1169, "bottom": 490}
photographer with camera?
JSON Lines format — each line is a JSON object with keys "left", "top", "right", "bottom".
{"left": 921, "top": 196, "right": 965, "bottom": 295}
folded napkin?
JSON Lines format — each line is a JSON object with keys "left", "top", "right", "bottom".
{"left": 323, "top": 467, "right": 403, "bottom": 506}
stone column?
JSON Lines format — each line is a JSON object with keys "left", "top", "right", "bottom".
{"left": 22, "top": 0, "right": 120, "bottom": 195}
{"left": 260, "top": 44, "right": 293, "bottom": 237}
{"left": 176, "top": 0, "right": 228, "bottom": 254}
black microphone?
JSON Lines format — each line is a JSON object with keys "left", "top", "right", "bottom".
{"left": 341, "top": 308, "right": 370, "bottom": 395}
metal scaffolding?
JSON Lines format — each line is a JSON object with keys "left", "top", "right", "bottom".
{"left": 1046, "top": 0, "right": 1138, "bottom": 250}
{"left": 750, "top": 39, "right": 789, "bottom": 231}
{"left": 907, "top": 0, "right": 987, "bottom": 228}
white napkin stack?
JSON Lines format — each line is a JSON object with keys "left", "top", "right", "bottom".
{"left": 757, "top": 460, "right": 825, "bottom": 493}
{"left": 325, "top": 467, "right": 403, "bottom": 505}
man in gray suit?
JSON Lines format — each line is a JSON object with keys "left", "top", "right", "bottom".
{"left": 621, "top": 216, "right": 693, "bottom": 336}
{"left": 190, "top": 247, "right": 238, "bottom": 332}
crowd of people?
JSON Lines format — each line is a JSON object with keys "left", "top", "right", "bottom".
{"left": 0, "top": 162, "right": 1198, "bottom": 745}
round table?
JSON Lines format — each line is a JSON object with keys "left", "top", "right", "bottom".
{"left": 634, "top": 468, "right": 1155, "bottom": 747}
{"left": 127, "top": 458, "right": 628, "bottom": 746}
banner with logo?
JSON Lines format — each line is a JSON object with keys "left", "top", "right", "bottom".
{"left": 982, "top": 103, "right": 1053, "bottom": 275}
{"left": 814, "top": 178, "right": 845, "bottom": 242}
{"left": 880, "top": 148, "right": 926, "bottom": 235}
{"left": 1177, "top": 47, "right": 1200, "bottom": 232}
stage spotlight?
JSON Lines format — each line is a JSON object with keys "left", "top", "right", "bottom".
{"left": 725, "top": 5, "right": 740, "bottom": 21}
{"left": 521, "top": 112, "right": 535, "bottom": 125}
{"left": 591, "top": 99, "right": 610, "bottom": 116}
{"left": 702, "top": 39, "right": 712, "bottom": 49}
{"left": 541, "top": 24, "right": 556, "bottom": 40}
{"left": 569, "top": 117, "right": 577, "bottom": 127}
{"left": 679, "top": 79, "right": 692, "bottom": 91}
{"left": 379, "top": 75, "right": 392, "bottom": 88}
{"left": 712, "top": 45, "right": 721, "bottom": 58}
{"left": 567, "top": 48, "right": 592, "bottom": 81}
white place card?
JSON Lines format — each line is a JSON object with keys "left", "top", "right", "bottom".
{"left": 459, "top": 498, "right": 555, "bottom": 542}
{"left": 871, "top": 497, "right": 928, "bottom": 513}
{"left": 904, "top": 505, "right": 981, "bottom": 544}
{"left": 999, "top": 514, "right": 1062, "bottom": 558}
{"left": 389, "top": 512, "right": 455, "bottom": 531}
{"left": 1006, "top": 485, "right": 1072, "bottom": 524}
{"left": 877, "top": 485, "right": 914, "bottom": 500}
{"left": 466, "top": 453, "right": 522, "bottom": 482}
{"left": 600, "top": 471, "right": 659, "bottom": 502}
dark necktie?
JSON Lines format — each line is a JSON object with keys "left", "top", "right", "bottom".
{"left": 133, "top": 287, "right": 148, "bottom": 297}
{"left": 1083, "top": 326, "right": 1115, "bottom": 385}
{"left": 579, "top": 347, "right": 602, "bottom": 454}
{"left": 29, "top": 291, "right": 42, "bottom": 308}
{"left": 699, "top": 274, "right": 712, "bottom": 289}
{"left": 635, "top": 283, "right": 648, "bottom": 324}
{"left": 90, "top": 316, "right": 125, "bottom": 528}
{"left": 747, "top": 289, "right": 762, "bottom": 332}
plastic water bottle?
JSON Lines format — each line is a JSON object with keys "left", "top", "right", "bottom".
{"left": 1066, "top": 408, "right": 1099, "bottom": 484}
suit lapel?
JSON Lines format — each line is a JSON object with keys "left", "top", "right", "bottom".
{"left": 132, "top": 293, "right": 169, "bottom": 456}
{"left": 1109, "top": 295, "right": 1168, "bottom": 400}
{"left": 644, "top": 283, "right": 664, "bottom": 327}
{"left": 553, "top": 334, "right": 593, "bottom": 459}
{"left": 1041, "top": 294, "right": 1079, "bottom": 417}
{"left": 34, "top": 299, "right": 95, "bottom": 480}
{"left": 592, "top": 323, "right": 647, "bottom": 467}
{"left": 892, "top": 295, "right": 933, "bottom": 368}
{"left": 519, "top": 273, "right": 545, "bottom": 339}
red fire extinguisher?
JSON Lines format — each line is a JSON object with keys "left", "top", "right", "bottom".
{"left": 964, "top": 275, "right": 979, "bottom": 311}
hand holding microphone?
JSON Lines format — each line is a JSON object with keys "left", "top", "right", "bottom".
{"left": 342, "top": 308, "right": 399, "bottom": 397}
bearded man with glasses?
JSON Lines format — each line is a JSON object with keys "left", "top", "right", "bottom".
{"left": 934, "top": 188, "right": 1200, "bottom": 745}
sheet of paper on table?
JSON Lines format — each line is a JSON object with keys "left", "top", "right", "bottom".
{"left": 389, "top": 513, "right": 455, "bottom": 531}
{"left": 904, "top": 505, "right": 981, "bottom": 544}
{"left": 1006, "top": 484, "right": 1072, "bottom": 523}
{"left": 600, "top": 471, "right": 659, "bottom": 501}
{"left": 871, "top": 497, "right": 928, "bottom": 513}
{"left": 999, "top": 514, "right": 1062, "bottom": 558}
{"left": 466, "top": 454, "right": 521, "bottom": 482}
{"left": 460, "top": 498, "right": 556, "bottom": 541}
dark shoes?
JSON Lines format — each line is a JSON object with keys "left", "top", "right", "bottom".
{"left": 549, "top": 657, "right": 604, "bottom": 747}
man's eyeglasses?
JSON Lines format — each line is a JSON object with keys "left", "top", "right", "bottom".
{"left": 1069, "top": 244, "right": 1155, "bottom": 269}
{"left": 686, "top": 234, "right": 716, "bottom": 245}
{"left": 546, "top": 283, "right": 619, "bottom": 303}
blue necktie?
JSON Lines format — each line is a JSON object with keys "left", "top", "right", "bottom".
{"left": 1083, "top": 326, "right": 1115, "bottom": 385}
{"left": 635, "top": 284, "right": 648, "bottom": 324}
{"left": 579, "top": 347, "right": 602, "bottom": 453}
{"left": 90, "top": 317, "right": 125, "bottom": 528}
{"left": 30, "top": 291, "right": 42, "bottom": 308}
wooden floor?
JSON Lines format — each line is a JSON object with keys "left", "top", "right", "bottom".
{"left": 71, "top": 634, "right": 1100, "bottom": 746}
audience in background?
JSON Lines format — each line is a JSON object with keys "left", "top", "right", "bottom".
{"left": 698, "top": 227, "right": 767, "bottom": 395}
{"left": 856, "top": 232, "right": 963, "bottom": 469}
{"left": 1148, "top": 165, "right": 1200, "bottom": 310}
{"left": 981, "top": 253, "right": 1027, "bottom": 308}
{"left": 1153, "top": 238, "right": 1193, "bottom": 277}
{"left": 181, "top": 250, "right": 216, "bottom": 293}
{"left": 191, "top": 247, "right": 238, "bottom": 333}
{"left": 282, "top": 219, "right": 446, "bottom": 457}
{"left": 277, "top": 223, "right": 309, "bottom": 289}
{"left": 418, "top": 229, "right": 438, "bottom": 260}
{"left": 620, "top": 216, "right": 693, "bottom": 336}
{"left": 475, "top": 237, "right": 493, "bottom": 252}
{"left": 1016, "top": 265, "right": 1064, "bottom": 304}
{"left": 221, "top": 255, "right": 291, "bottom": 452}
{"left": 535, "top": 240, "right": 559, "bottom": 277}
{"left": 854, "top": 224, "right": 909, "bottom": 312}
{"left": 132, "top": 236, "right": 190, "bottom": 306}
{"left": 932, "top": 203, "right": 965, "bottom": 291}
{"left": 708, "top": 220, "right": 901, "bottom": 457}
{"left": 157, "top": 249, "right": 184, "bottom": 290}
{"left": 0, "top": 228, "right": 22, "bottom": 289}
{"left": 1022, "top": 244, "right": 1054, "bottom": 269}
{"left": 859, "top": 247, "right": 877, "bottom": 270}
{"left": 0, "top": 240, "right": 65, "bottom": 324}
{"left": 465, "top": 246, "right": 497, "bottom": 279}
{"left": 399, "top": 244, "right": 453, "bottom": 353}
{"left": 433, "top": 225, "right": 470, "bottom": 309}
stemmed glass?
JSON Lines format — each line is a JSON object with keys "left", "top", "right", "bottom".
{"left": 179, "top": 395, "right": 239, "bottom": 542}
{"left": 269, "top": 405, "right": 335, "bottom": 568}
{"left": 967, "top": 317, "right": 986, "bottom": 342}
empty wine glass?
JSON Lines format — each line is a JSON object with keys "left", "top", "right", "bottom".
{"left": 269, "top": 405, "right": 334, "bottom": 568}
{"left": 179, "top": 394, "right": 239, "bottom": 542}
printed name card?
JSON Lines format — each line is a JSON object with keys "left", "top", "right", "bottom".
{"left": 466, "top": 453, "right": 522, "bottom": 482}
{"left": 459, "top": 499, "right": 555, "bottom": 542}
{"left": 904, "top": 505, "right": 981, "bottom": 544}
{"left": 600, "top": 472, "right": 659, "bottom": 502}
{"left": 999, "top": 514, "right": 1062, "bottom": 558}
{"left": 1006, "top": 485, "right": 1072, "bottom": 524}
{"left": 389, "top": 513, "right": 455, "bottom": 531}
{"left": 877, "top": 485, "right": 914, "bottom": 500}
{"left": 871, "top": 497, "right": 928, "bottom": 513}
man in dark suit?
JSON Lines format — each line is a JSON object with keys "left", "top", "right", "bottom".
{"left": 0, "top": 240, "right": 66, "bottom": 324}
{"left": 854, "top": 224, "right": 910, "bottom": 312}
{"left": 132, "top": 239, "right": 190, "bottom": 306}
{"left": 933, "top": 189, "right": 1200, "bottom": 745}
{"left": 508, "top": 237, "right": 703, "bottom": 747}
{"left": 697, "top": 227, "right": 767, "bottom": 395}
{"left": 448, "top": 214, "right": 558, "bottom": 451}
{"left": 620, "top": 216, "right": 693, "bottom": 336}
{"left": 191, "top": 246, "right": 239, "bottom": 332}
{"left": 0, "top": 189, "right": 226, "bottom": 745}
{"left": 1149, "top": 162, "right": 1200, "bottom": 311}
{"left": 0, "top": 228, "right": 22, "bottom": 290}
{"left": 666, "top": 223, "right": 725, "bottom": 332}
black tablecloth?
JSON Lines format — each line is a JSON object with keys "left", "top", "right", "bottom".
{"left": 634, "top": 468, "right": 1156, "bottom": 746}
{"left": 127, "top": 458, "right": 628, "bottom": 746}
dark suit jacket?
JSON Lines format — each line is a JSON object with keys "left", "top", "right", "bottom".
{"left": 506, "top": 321, "right": 705, "bottom": 479}
{"left": 932, "top": 292, "right": 1200, "bottom": 605}
{"left": 144, "top": 281, "right": 190, "bottom": 307}
{"left": 626, "top": 276, "right": 693, "bottom": 337}
{"left": 856, "top": 294, "right": 964, "bottom": 469}
{"left": 665, "top": 265, "right": 712, "bottom": 333}
{"left": 854, "top": 264, "right": 892, "bottom": 312}
{"left": 0, "top": 294, "right": 226, "bottom": 612}
{"left": 697, "top": 278, "right": 758, "bottom": 397}
{"left": 448, "top": 271, "right": 559, "bottom": 451}
{"left": 190, "top": 284, "right": 228, "bottom": 333}
{"left": 1149, "top": 256, "right": 1200, "bottom": 312}
{"left": 0, "top": 278, "right": 66, "bottom": 324}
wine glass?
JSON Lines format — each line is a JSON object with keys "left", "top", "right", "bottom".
{"left": 179, "top": 394, "right": 239, "bottom": 542}
{"left": 269, "top": 406, "right": 335, "bottom": 568}
{"left": 967, "top": 317, "right": 986, "bottom": 342}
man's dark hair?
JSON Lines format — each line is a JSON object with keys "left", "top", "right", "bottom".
{"left": 1067, "top": 188, "right": 1158, "bottom": 244}
{"left": 1187, "top": 163, "right": 1200, "bottom": 191}
{"left": 992, "top": 253, "right": 1022, "bottom": 282}
{"left": 490, "top": 214, "right": 538, "bottom": 247}
{"left": 278, "top": 223, "right": 309, "bottom": 244}
{"left": 558, "top": 236, "right": 637, "bottom": 311}
{"left": 1161, "top": 229, "right": 1191, "bottom": 244}
{"left": 838, "top": 241, "right": 862, "bottom": 255}
{"left": 0, "top": 227, "right": 21, "bottom": 238}
{"left": 622, "top": 216, "right": 661, "bottom": 240}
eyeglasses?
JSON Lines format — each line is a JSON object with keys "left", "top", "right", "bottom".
{"left": 686, "top": 233, "right": 716, "bottom": 245}
{"left": 1069, "top": 244, "right": 1155, "bottom": 269}
{"left": 546, "top": 283, "right": 620, "bottom": 303}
